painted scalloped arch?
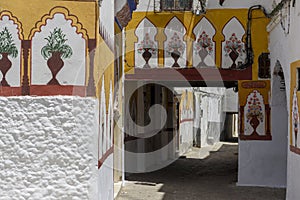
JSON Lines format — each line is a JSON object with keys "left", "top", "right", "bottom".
{"left": 135, "top": 18, "right": 158, "bottom": 68}
{"left": 31, "top": 13, "right": 86, "bottom": 86}
{"left": 164, "top": 17, "right": 187, "bottom": 68}
{"left": 221, "top": 17, "right": 246, "bottom": 69}
{"left": 193, "top": 17, "right": 216, "bottom": 67}
{"left": 0, "top": 11, "right": 24, "bottom": 40}
{"left": 244, "top": 90, "right": 265, "bottom": 136}
{"left": 29, "top": 6, "right": 88, "bottom": 40}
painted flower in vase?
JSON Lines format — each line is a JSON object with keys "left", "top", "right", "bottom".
{"left": 137, "top": 33, "right": 157, "bottom": 54}
{"left": 167, "top": 32, "right": 185, "bottom": 55}
{"left": 0, "top": 27, "right": 18, "bottom": 86}
{"left": 224, "top": 33, "right": 244, "bottom": 56}
{"left": 246, "top": 91, "right": 263, "bottom": 123}
{"left": 194, "top": 31, "right": 213, "bottom": 55}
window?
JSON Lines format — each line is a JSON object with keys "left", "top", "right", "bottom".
{"left": 161, "top": 0, "right": 193, "bottom": 11}
{"left": 258, "top": 53, "right": 271, "bottom": 78}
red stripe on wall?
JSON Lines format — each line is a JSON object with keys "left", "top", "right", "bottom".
{"left": 0, "top": 87, "right": 21, "bottom": 96}
{"left": 98, "top": 146, "right": 114, "bottom": 169}
{"left": 180, "top": 118, "right": 194, "bottom": 124}
{"left": 30, "top": 85, "right": 86, "bottom": 97}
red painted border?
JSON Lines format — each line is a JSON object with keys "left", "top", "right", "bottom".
{"left": 239, "top": 104, "right": 272, "bottom": 141}
{"left": 0, "top": 87, "right": 21, "bottom": 96}
{"left": 125, "top": 66, "right": 252, "bottom": 82}
{"left": 98, "top": 146, "right": 114, "bottom": 169}
{"left": 180, "top": 118, "right": 194, "bottom": 123}
{"left": 240, "top": 134, "right": 272, "bottom": 140}
{"left": 290, "top": 145, "right": 300, "bottom": 155}
{"left": 30, "top": 85, "right": 86, "bottom": 97}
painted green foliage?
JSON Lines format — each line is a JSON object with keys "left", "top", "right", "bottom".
{"left": 41, "top": 27, "right": 73, "bottom": 60}
{"left": 0, "top": 27, "right": 18, "bottom": 58}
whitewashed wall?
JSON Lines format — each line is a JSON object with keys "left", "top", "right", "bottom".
{"left": 179, "top": 90, "right": 194, "bottom": 155}
{"left": 0, "top": 96, "right": 98, "bottom": 199}
{"left": 101, "top": 0, "right": 115, "bottom": 41}
{"left": 98, "top": 155, "right": 114, "bottom": 200}
{"left": 197, "top": 87, "right": 226, "bottom": 147}
{"left": 223, "top": 88, "right": 238, "bottom": 112}
{"left": 237, "top": 1, "right": 297, "bottom": 190}
{"left": 268, "top": 2, "right": 300, "bottom": 198}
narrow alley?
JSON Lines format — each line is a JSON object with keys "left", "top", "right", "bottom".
{"left": 117, "top": 142, "right": 285, "bottom": 200}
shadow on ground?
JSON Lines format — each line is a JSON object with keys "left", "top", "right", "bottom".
{"left": 117, "top": 143, "right": 286, "bottom": 200}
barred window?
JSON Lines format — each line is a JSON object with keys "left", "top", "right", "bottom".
{"left": 161, "top": 0, "right": 193, "bottom": 11}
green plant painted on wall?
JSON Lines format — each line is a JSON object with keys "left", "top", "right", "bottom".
{"left": 41, "top": 27, "right": 72, "bottom": 60}
{"left": 0, "top": 27, "right": 18, "bottom": 58}
{"left": 0, "top": 27, "right": 18, "bottom": 86}
{"left": 41, "top": 28, "right": 73, "bottom": 85}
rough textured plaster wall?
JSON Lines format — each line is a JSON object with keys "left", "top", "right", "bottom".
{"left": 0, "top": 96, "right": 98, "bottom": 200}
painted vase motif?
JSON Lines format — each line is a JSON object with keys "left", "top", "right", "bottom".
{"left": 137, "top": 33, "right": 157, "bottom": 68}
{"left": 224, "top": 33, "right": 244, "bottom": 69}
{"left": 0, "top": 53, "right": 12, "bottom": 86}
{"left": 171, "top": 49, "right": 181, "bottom": 68}
{"left": 249, "top": 114, "right": 260, "bottom": 136}
{"left": 195, "top": 31, "right": 213, "bottom": 67}
{"left": 142, "top": 48, "right": 152, "bottom": 68}
{"left": 198, "top": 48, "right": 208, "bottom": 67}
{"left": 47, "top": 52, "right": 64, "bottom": 85}
{"left": 229, "top": 50, "right": 238, "bottom": 69}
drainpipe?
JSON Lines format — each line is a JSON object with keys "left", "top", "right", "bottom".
{"left": 241, "top": 1, "right": 290, "bottom": 69}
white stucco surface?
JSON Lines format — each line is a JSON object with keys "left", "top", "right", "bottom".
{"left": 223, "top": 88, "right": 238, "bottom": 112}
{"left": 98, "top": 154, "right": 114, "bottom": 200}
{"left": 267, "top": 2, "right": 300, "bottom": 196}
{"left": 0, "top": 96, "right": 98, "bottom": 200}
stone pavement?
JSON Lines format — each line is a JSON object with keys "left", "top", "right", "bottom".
{"left": 116, "top": 142, "right": 285, "bottom": 200}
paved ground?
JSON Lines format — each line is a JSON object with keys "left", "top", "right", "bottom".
{"left": 116, "top": 142, "right": 286, "bottom": 200}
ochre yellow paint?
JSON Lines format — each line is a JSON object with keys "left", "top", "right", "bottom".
{"left": 238, "top": 80, "right": 270, "bottom": 106}
{"left": 1, "top": 0, "right": 117, "bottom": 110}
{"left": 0, "top": 0, "right": 97, "bottom": 39}
{"left": 125, "top": 9, "right": 270, "bottom": 80}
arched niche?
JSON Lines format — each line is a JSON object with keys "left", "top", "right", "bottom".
{"left": 0, "top": 15, "right": 21, "bottom": 86}
{"left": 164, "top": 17, "right": 186, "bottom": 68}
{"left": 135, "top": 18, "right": 158, "bottom": 68}
{"left": 31, "top": 13, "right": 86, "bottom": 86}
{"left": 193, "top": 17, "right": 216, "bottom": 67}
{"left": 222, "top": 17, "right": 245, "bottom": 69}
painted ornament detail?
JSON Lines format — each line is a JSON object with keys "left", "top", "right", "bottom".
{"left": 224, "top": 33, "right": 244, "bottom": 68}
{"left": 246, "top": 90, "right": 263, "bottom": 135}
{"left": 292, "top": 88, "right": 299, "bottom": 147}
{"left": 41, "top": 28, "right": 73, "bottom": 85}
{"left": 167, "top": 32, "right": 185, "bottom": 68}
{"left": 137, "top": 33, "right": 157, "bottom": 68}
{"left": 0, "top": 27, "right": 18, "bottom": 86}
{"left": 194, "top": 31, "right": 213, "bottom": 67}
